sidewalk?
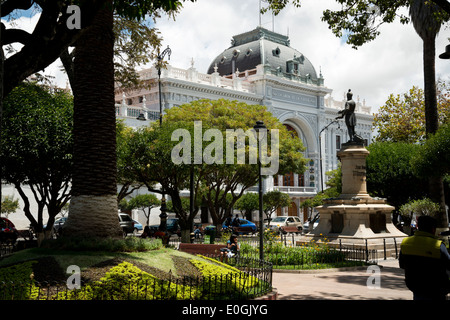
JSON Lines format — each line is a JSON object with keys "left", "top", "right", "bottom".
{"left": 272, "top": 259, "right": 413, "bottom": 300}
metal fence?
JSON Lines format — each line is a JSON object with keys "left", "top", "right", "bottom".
{"left": 0, "top": 256, "right": 273, "bottom": 301}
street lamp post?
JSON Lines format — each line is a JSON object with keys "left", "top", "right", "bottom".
{"left": 156, "top": 46, "right": 171, "bottom": 234}
{"left": 254, "top": 120, "right": 266, "bottom": 261}
{"left": 319, "top": 119, "right": 340, "bottom": 192}
{"left": 157, "top": 45, "right": 171, "bottom": 126}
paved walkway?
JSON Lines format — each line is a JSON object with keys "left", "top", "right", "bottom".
{"left": 272, "top": 259, "right": 413, "bottom": 300}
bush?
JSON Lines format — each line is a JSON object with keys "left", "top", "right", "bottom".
{"left": 0, "top": 260, "right": 40, "bottom": 299}
{"left": 53, "top": 261, "right": 196, "bottom": 300}
{"left": 40, "top": 236, "right": 163, "bottom": 252}
{"left": 190, "top": 256, "right": 260, "bottom": 299}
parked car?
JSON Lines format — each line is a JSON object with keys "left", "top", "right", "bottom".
{"left": 52, "top": 217, "right": 67, "bottom": 234}
{"left": 148, "top": 218, "right": 181, "bottom": 236}
{"left": 268, "top": 216, "right": 303, "bottom": 233}
{"left": 119, "top": 213, "right": 135, "bottom": 236}
{"left": 0, "top": 217, "right": 19, "bottom": 244}
{"left": 132, "top": 219, "right": 143, "bottom": 233}
{"left": 222, "top": 218, "right": 257, "bottom": 233}
{"left": 303, "top": 219, "right": 319, "bottom": 233}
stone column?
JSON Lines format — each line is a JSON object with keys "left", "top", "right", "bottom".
{"left": 337, "top": 143, "right": 370, "bottom": 199}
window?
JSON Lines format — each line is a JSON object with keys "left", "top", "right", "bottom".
{"left": 336, "top": 135, "right": 341, "bottom": 150}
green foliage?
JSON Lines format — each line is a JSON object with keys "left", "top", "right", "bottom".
{"left": 53, "top": 261, "right": 196, "bottom": 300}
{"left": 0, "top": 261, "right": 39, "bottom": 300}
{"left": 127, "top": 194, "right": 161, "bottom": 211}
{"left": 1, "top": 196, "right": 20, "bottom": 217}
{"left": 191, "top": 256, "right": 260, "bottom": 299}
{"left": 399, "top": 198, "right": 440, "bottom": 221}
{"left": 412, "top": 122, "right": 450, "bottom": 177}
{"left": 235, "top": 193, "right": 259, "bottom": 219}
{"left": 40, "top": 237, "right": 163, "bottom": 252}
{"left": 240, "top": 240, "right": 360, "bottom": 270}
{"left": 263, "top": 190, "right": 291, "bottom": 219}
{"left": 1, "top": 82, "right": 73, "bottom": 233}
{"left": 373, "top": 85, "right": 450, "bottom": 143}
{"left": 366, "top": 142, "right": 427, "bottom": 208}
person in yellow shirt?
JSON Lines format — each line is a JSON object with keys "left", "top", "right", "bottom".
{"left": 399, "top": 215, "right": 450, "bottom": 300}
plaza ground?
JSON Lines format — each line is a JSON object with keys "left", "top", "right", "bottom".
{"left": 272, "top": 259, "right": 413, "bottom": 300}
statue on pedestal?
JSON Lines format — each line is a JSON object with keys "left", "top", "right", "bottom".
{"left": 336, "top": 89, "right": 364, "bottom": 143}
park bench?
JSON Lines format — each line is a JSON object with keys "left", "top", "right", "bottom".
{"left": 280, "top": 226, "right": 302, "bottom": 234}
{"left": 178, "top": 243, "right": 225, "bottom": 256}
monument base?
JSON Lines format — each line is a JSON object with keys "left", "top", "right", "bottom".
{"left": 304, "top": 143, "right": 407, "bottom": 255}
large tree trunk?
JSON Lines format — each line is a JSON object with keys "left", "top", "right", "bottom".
{"left": 423, "top": 36, "right": 448, "bottom": 229}
{"left": 64, "top": 0, "right": 122, "bottom": 238}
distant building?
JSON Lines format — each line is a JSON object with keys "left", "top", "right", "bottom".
{"left": 116, "top": 27, "right": 373, "bottom": 222}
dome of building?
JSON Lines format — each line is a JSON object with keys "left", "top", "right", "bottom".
{"left": 207, "top": 27, "right": 320, "bottom": 84}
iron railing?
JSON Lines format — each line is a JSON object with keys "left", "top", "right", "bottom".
{"left": 0, "top": 256, "right": 273, "bottom": 301}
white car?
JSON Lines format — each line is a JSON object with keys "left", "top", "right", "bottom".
{"left": 268, "top": 216, "right": 303, "bottom": 233}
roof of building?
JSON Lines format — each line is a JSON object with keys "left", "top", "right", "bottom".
{"left": 207, "top": 27, "right": 320, "bottom": 84}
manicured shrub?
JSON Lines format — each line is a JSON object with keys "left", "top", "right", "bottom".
{"left": 0, "top": 260, "right": 40, "bottom": 299}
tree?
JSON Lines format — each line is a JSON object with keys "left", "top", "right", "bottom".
{"left": 235, "top": 193, "right": 259, "bottom": 221}
{"left": 263, "top": 190, "right": 291, "bottom": 224}
{"left": 0, "top": 82, "right": 73, "bottom": 239}
{"left": 125, "top": 121, "right": 201, "bottom": 242}
{"left": 373, "top": 83, "right": 450, "bottom": 143}
{"left": 117, "top": 120, "right": 143, "bottom": 204}
{"left": 399, "top": 198, "right": 440, "bottom": 234}
{"left": 2, "top": 1, "right": 191, "bottom": 239}
{"left": 1, "top": 196, "right": 19, "bottom": 219}
{"left": 366, "top": 142, "right": 428, "bottom": 209}
{"left": 409, "top": 0, "right": 449, "bottom": 230}
{"left": 412, "top": 122, "right": 450, "bottom": 178}
{"left": 64, "top": 0, "right": 123, "bottom": 238}
{"left": 64, "top": 0, "right": 184, "bottom": 238}
{"left": 0, "top": 0, "right": 183, "bottom": 97}
{"left": 164, "top": 99, "right": 308, "bottom": 230}
{"left": 61, "top": 14, "right": 164, "bottom": 91}
{"left": 126, "top": 194, "right": 161, "bottom": 226}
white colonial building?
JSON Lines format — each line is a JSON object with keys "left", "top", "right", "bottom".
{"left": 115, "top": 27, "right": 374, "bottom": 222}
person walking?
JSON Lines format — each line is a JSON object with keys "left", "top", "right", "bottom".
{"left": 399, "top": 215, "right": 450, "bottom": 300}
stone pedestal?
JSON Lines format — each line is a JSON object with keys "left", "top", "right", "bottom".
{"left": 306, "top": 143, "right": 406, "bottom": 250}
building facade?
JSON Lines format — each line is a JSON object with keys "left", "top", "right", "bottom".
{"left": 115, "top": 27, "right": 374, "bottom": 222}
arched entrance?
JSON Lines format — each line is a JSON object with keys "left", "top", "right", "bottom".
{"left": 273, "top": 124, "right": 306, "bottom": 188}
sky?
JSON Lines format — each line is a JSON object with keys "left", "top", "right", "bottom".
{"left": 6, "top": 0, "right": 450, "bottom": 113}
{"left": 150, "top": 0, "right": 450, "bottom": 112}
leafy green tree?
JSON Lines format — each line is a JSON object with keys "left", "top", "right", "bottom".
{"left": 263, "top": 190, "right": 291, "bottom": 224}
{"left": 412, "top": 122, "right": 450, "bottom": 178}
{"left": 366, "top": 142, "right": 428, "bottom": 209}
{"left": 235, "top": 193, "right": 259, "bottom": 221}
{"left": 126, "top": 194, "right": 161, "bottom": 226}
{"left": 0, "top": 82, "right": 73, "bottom": 239}
{"left": 164, "top": 99, "right": 308, "bottom": 230}
{"left": 65, "top": 1, "right": 189, "bottom": 238}
{"left": 399, "top": 198, "right": 440, "bottom": 234}
{"left": 1, "top": 196, "right": 19, "bottom": 219}
{"left": 125, "top": 121, "right": 200, "bottom": 242}
{"left": 117, "top": 120, "right": 143, "bottom": 203}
